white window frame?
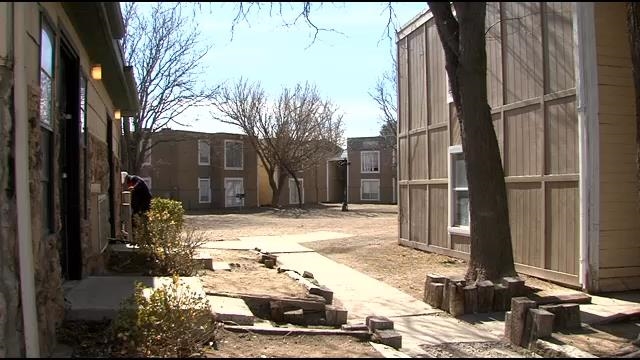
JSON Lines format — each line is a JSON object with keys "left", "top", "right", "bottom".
{"left": 198, "top": 177, "right": 211, "bottom": 204}
{"left": 141, "top": 139, "right": 152, "bottom": 167}
{"left": 198, "top": 139, "right": 210, "bottom": 165}
{"left": 289, "top": 178, "right": 304, "bottom": 205}
{"left": 360, "top": 150, "right": 380, "bottom": 174}
{"left": 141, "top": 177, "right": 152, "bottom": 191}
{"left": 448, "top": 145, "right": 470, "bottom": 236}
{"left": 224, "top": 139, "right": 244, "bottom": 170}
{"left": 360, "top": 179, "right": 380, "bottom": 201}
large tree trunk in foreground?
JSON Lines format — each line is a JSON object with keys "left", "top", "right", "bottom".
{"left": 627, "top": 3, "right": 640, "bottom": 207}
{"left": 429, "top": 2, "right": 517, "bottom": 283}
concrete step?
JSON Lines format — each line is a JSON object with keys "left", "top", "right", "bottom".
{"left": 65, "top": 276, "right": 207, "bottom": 321}
{"left": 208, "top": 295, "right": 255, "bottom": 325}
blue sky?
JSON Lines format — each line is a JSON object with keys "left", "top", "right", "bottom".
{"left": 149, "top": 2, "right": 428, "bottom": 139}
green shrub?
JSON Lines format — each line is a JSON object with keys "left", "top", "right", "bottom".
{"left": 134, "top": 198, "right": 205, "bottom": 276}
{"left": 112, "top": 275, "right": 218, "bottom": 357}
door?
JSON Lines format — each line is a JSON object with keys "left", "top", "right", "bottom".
{"left": 224, "top": 178, "right": 244, "bottom": 207}
{"left": 58, "top": 36, "right": 82, "bottom": 280}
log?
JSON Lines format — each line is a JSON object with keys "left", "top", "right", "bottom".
{"left": 448, "top": 282, "right": 465, "bottom": 317}
{"left": 463, "top": 285, "right": 478, "bottom": 314}
{"left": 507, "top": 297, "right": 537, "bottom": 346}
{"left": 493, "top": 283, "right": 509, "bottom": 312}
{"left": 538, "top": 303, "right": 581, "bottom": 330}
{"left": 525, "top": 308, "right": 555, "bottom": 345}
{"left": 441, "top": 278, "right": 451, "bottom": 311}
{"left": 427, "top": 282, "right": 445, "bottom": 309}
{"left": 532, "top": 293, "right": 592, "bottom": 306}
{"left": 477, "top": 280, "right": 495, "bottom": 313}
{"left": 501, "top": 277, "right": 526, "bottom": 298}
{"left": 424, "top": 274, "right": 446, "bottom": 303}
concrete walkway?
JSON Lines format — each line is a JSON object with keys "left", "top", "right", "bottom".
{"left": 204, "top": 232, "right": 501, "bottom": 356}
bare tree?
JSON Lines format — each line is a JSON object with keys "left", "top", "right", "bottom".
{"left": 120, "top": 2, "right": 218, "bottom": 174}
{"left": 428, "top": 2, "right": 517, "bottom": 283}
{"left": 211, "top": 79, "right": 344, "bottom": 207}
{"left": 370, "top": 53, "right": 398, "bottom": 170}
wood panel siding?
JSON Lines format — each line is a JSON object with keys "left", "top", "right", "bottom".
{"left": 545, "top": 96, "right": 578, "bottom": 175}
{"left": 409, "top": 134, "right": 427, "bottom": 180}
{"left": 486, "top": 2, "right": 503, "bottom": 108}
{"left": 427, "top": 20, "right": 447, "bottom": 125}
{"left": 398, "top": 3, "right": 583, "bottom": 288}
{"left": 400, "top": 185, "right": 409, "bottom": 239}
{"left": 595, "top": 2, "right": 640, "bottom": 290}
{"left": 428, "top": 185, "right": 448, "bottom": 248}
{"left": 428, "top": 128, "right": 447, "bottom": 179}
{"left": 399, "top": 137, "right": 408, "bottom": 180}
{"left": 410, "top": 185, "right": 427, "bottom": 243}
{"left": 408, "top": 27, "right": 427, "bottom": 130}
{"left": 505, "top": 105, "right": 543, "bottom": 176}
{"left": 450, "top": 103, "right": 461, "bottom": 146}
{"left": 507, "top": 183, "right": 542, "bottom": 268}
{"left": 399, "top": 37, "right": 409, "bottom": 135}
{"left": 502, "top": 2, "right": 543, "bottom": 104}
{"left": 545, "top": 182, "right": 579, "bottom": 275}
{"left": 543, "top": 2, "right": 574, "bottom": 94}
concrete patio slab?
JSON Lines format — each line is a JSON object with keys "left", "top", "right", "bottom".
{"left": 65, "top": 276, "right": 206, "bottom": 321}
{"left": 208, "top": 295, "right": 255, "bottom": 325}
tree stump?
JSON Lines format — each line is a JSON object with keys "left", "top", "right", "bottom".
{"left": 463, "top": 285, "right": 478, "bottom": 314}
{"left": 448, "top": 282, "right": 465, "bottom": 317}
{"left": 424, "top": 274, "right": 446, "bottom": 303}
{"left": 477, "top": 280, "right": 494, "bottom": 313}
{"left": 427, "top": 282, "right": 445, "bottom": 309}
{"left": 506, "top": 297, "right": 537, "bottom": 347}
{"left": 493, "top": 283, "right": 509, "bottom": 311}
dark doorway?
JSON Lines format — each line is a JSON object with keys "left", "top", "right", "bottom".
{"left": 58, "top": 36, "right": 82, "bottom": 280}
{"left": 107, "top": 116, "right": 116, "bottom": 239}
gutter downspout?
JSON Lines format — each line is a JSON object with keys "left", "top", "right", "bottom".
{"left": 13, "top": 2, "right": 40, "bottom": 357}
{"left": 574, "top": 2, "right": 600, "bottom": 293}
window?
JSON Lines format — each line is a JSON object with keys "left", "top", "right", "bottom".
{"left": 40, "top": 19, "right": 55, "bottom": 233}
{"left": 141, "top": 139, "right": 151, "bottom": 167}
{"left": 141, "top": 177, "right": 152, "bottom": 191}
{"left": 289, "top": 178, "right": 304, "bottom": 205}
{"left": 449, "top": 145, "right": 469, "bottom": 235}
{"left": 360, "top": 151, "right": 380, "bottom": 173}
{"left": 224, "top": 140, "right": 243, "bottom": 170}
{"left": 445, "top": 72, "right": 453, "bottom": 104}
{"left": 361, "top": 179, "right": 380, "bottom": 201}
{"left": 198, "top": 178, "right": 210, "bottom": 203}
{"left": 198, "top": 139, "right": 210, "bottom": 165}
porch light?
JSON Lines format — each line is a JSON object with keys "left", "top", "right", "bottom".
{"left": 114, "top": 109, "right": 121, "bottom": 120}
{"left": 91, "top": 64, "right": 102, "bottom": 80}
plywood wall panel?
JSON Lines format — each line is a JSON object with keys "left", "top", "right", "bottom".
{"left": 505, "top": 105, "right": 543, "bottom": 176}
{"left": 428, "top": 185, "right": 448, "bottom": 248}
{"left": 428, "top": 128, "right": 447, "bottom": 179}
{"left": 408, "top": 26, "right": 427, "bottom": 130}
{"left": 410, "top": 185, "right": 427, "bottom": 243}
{"left": 543, "top": 2, "right": 575, "bottom": 94}
{"left": 545, "top": 96, "right": 578, "bottom": 175}
{"left": 545, "top": 182, "right": 579, "bottom": 275}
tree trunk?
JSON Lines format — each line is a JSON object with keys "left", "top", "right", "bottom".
{"left": 270, "top": 170, "right": 288, "bottom": 207}
{"left": 627, "top": 2, "right": 640, "bottom": 209}
{"left": 430, "top": 2, "right": 517, "bottom": 283}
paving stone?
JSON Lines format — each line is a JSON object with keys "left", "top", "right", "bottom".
{"left": 326, "top": 305, "right": 348, "bottom": 326}
{"left": 526, "top": 308, "right": 555, "bottom": 343}
{"left": 309, "top": 285, "right": 333, "bottom": 304}
{"left": 372, "top": 329, "right": 402, "bottom": 349}
{"left": 366, "top": 315, "right": 394, "bottom": 331}
{"left": 208, "top": 295, "right": 255, "bottom": 326}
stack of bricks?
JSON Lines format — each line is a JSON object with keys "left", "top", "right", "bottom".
{"left": 424, "top": 274, "right": 526, "bottom": 316}
{"left": 366, "top": 315, "right": 402, "bottom": 350}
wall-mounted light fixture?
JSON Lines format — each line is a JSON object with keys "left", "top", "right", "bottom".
{"left": 91, "top": 64, "right": 102, "bottom": 80}
{"left": 114, "top": 109, "right": 121, "bottom": 120}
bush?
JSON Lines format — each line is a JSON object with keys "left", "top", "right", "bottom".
{"left": 112, "top": 275, "right": 218, "bottom": 357}
{"left": 134, "top": 198, "right": 205, "bottom": 276}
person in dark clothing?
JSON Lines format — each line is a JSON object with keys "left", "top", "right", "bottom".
{"left": 125, "top": 174, "right": 152, "bottom": 216}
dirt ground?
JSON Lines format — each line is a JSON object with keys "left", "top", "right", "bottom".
{"left": 187, "top": 203, "right": 637, "bottom": 357}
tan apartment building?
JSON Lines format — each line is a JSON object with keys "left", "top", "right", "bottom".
{"left": 397, "top": 2, "right": 639, "bottom": 293}
{"left": 140, "top": 129, "right": 258, "bottom": 210}
{"left": 0, "top": 2, "right": 138, "bottom": 355}
{"left": 346, "top": 136, "right": 396, "bottom": 204}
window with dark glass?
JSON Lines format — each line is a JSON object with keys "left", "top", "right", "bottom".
{"left": 40, "top": 19, "right": 55, "bottom": 232}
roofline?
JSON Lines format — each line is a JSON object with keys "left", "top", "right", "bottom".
{"left": 397, "top": 7, "right": 433, "bottom": 42}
